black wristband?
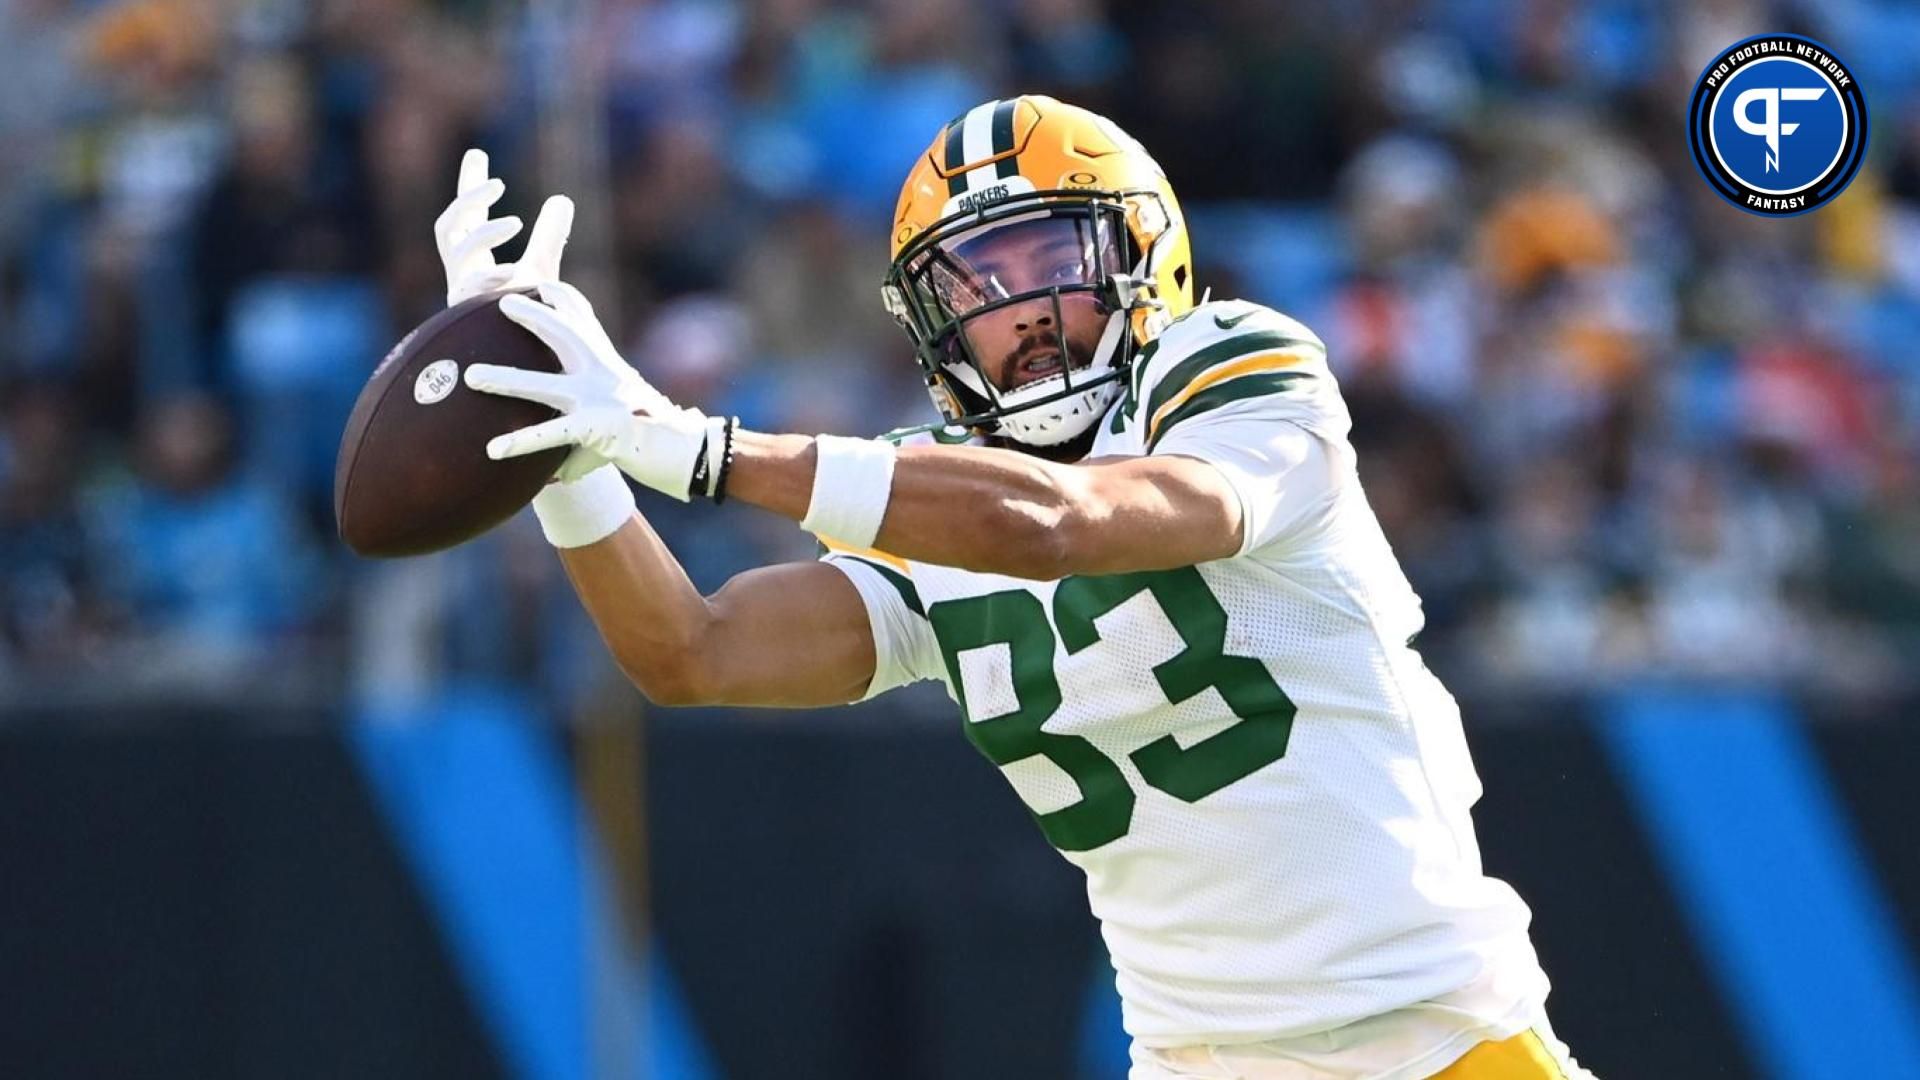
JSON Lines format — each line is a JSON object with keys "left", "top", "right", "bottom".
{"left": 711, "top": 416, "right": 738, "bottom": 505}
{"left": 688, "top": 442, "right": 710, "bottom": 500}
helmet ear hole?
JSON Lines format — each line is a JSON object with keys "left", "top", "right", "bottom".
{"left": 1173, "top": 263, "right": 1188, "bottom": 290}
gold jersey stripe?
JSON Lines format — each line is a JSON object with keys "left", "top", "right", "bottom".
{"left": 1146, "top": 350, "right": 1312, "bottom": 445}
{"left": 821, "top": 538, "right": 912, "bottom": 575}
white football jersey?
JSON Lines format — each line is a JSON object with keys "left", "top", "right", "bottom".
{"left": 823, "top": 300, "right": 1547, "bottom": 1051}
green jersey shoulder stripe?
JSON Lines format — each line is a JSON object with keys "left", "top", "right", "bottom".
{"left": 1140, "top": 329, "right": 1314, "bottom": 432}
{"left": 1145, "top": 371, "right": 1313, "bottom": 451}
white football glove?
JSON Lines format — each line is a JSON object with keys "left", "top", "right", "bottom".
{"left": 464, "top": 282, "right": 720, "bottom": 499}
{"left": 435, "top": 148, "right": 575, "bottom": 306}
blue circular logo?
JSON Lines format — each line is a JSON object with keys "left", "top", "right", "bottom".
{"left": 1688, "top": 35, "right": 1867, "bottom": 216}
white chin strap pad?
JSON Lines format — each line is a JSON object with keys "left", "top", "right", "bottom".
{"left": 997, "top": 381, "right": 1121, "bottom": 446}
{"left": 993, "top": 308, "right": 1130, "bottom": 447}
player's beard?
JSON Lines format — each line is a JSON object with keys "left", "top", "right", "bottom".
{"left": 983, "top": 316, "right": 1110, "bottom": 463}
{"left": 996, "top": 312, "right": 1107, "bottom": 394}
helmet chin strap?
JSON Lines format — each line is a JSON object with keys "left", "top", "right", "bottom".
{"left": 993, "top": 236, "right": 1164, "bottom": 448}
{"left": 993, "top": 306, "right": 1131, "bottom": 447}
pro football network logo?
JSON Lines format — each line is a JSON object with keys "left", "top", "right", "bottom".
{"left": 1687, "top": 34, "right": 1867, "bottom": 216}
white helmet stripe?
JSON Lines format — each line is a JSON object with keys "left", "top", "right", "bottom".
{"left": 961, "top": 101, "right": 1001, "bottom": 193}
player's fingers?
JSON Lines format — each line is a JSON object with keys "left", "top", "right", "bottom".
{"left": 553, "top": 449, "right": 611, "bottom": 484}
{"left": 450, "top": 266, "right": 516, "bottom": 303}
{"left": 519, "top": 195, "right": 575, "bottom": 281}
{"left": 434, "top": 178, "right": 507, "bottom": 241}
{"left": 444, "top": 217, "right": 522, "bottom": 273}
{"left": 464, "top": 215, "right": 524, "bottom": 254}
{"left": 536, "top": 280, "right": 595, "bottom": 322}
{"left": 463, "top": 363, "right": 576, "bottom": 410}
{"left": 534, "top": 281, "right": 629, "bottom": 359}
{"left": 456, "top": 148, "right": 490, "bottom": 197}
{"left": 488, "top": 416, "right": 583, "bottom": 460}
{"left": 533, "top": 282, "right": 599, "bottom": 332}
{"left": 498, "top": 293, "right": 589, "bottom": 365}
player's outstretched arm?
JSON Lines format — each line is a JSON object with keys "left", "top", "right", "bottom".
{"left": 548, "top": 496, "right": 876, "bottom": 708}
{"left": 721, "top": 433, "right": 1244, "bottom": 579}
{"left": 470, "top": 283, "right": 1250, "bottom": 581}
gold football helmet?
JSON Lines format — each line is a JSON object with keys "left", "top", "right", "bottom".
{"left": 882, "top": 95, "right": 1193, "bottom": 447}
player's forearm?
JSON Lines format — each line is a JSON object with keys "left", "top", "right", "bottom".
{"left": 726, "top": 430, "right": 1084, "bottom": 578}
{"left": 555, "top": 513, "right": 718, "bottom": 703}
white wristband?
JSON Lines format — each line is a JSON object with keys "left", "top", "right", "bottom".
{"left": 530, "top": 465, "right": 635, "bottom": 548}
{"left": 800, "top": 435, "right": 896, "bottom": 549}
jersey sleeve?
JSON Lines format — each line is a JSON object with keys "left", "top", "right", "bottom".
{"left": 1119, "top": 301, "right": 1352, "bottom": 556}
{"left": 818, "top": 545, "right": 947, "bottom": 701}
{"left": 1157, "top": 416, "right": 1342, "bottom": 556}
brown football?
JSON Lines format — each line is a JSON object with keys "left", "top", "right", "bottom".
{"left": 334, "top": 289, "right": 569, "bottom": 557}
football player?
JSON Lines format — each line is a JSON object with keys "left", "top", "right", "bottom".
{"left": 441, "top": 96, "right": 1593, "bottom": 1079}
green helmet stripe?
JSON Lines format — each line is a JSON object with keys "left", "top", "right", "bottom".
{"left": 944, "top": 116, "right": 968, "bottom": 197}
{"left": 992, "top": 99, "right": 1020, "bottom": 178}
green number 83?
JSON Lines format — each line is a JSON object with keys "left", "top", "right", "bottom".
{"left": 930, "top": 567, "right": 1296, "bottom": 852}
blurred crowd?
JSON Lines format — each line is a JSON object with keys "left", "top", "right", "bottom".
{"left": 2, "top": 0, "right": 1918, "bottom": 708}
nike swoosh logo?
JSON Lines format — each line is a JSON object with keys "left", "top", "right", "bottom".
{"left": 1213, "top": 309, "right": 1257, "bottom": 330}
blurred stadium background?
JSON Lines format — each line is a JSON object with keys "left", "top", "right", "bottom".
{"left": 3, "top": 0, "right": 1919, "bottom": 1077}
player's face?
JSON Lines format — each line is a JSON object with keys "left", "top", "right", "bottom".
{"left": 917, "top": 213, "right": 1118, "bottom": 393}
